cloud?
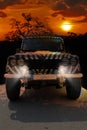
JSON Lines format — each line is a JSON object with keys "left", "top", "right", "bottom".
{"left": 75, "top": 17, "right": 87, "bottom": 23}
{"left": 0, "top": 0, "right": 27, "bottom": 9}
{"left": 50, "top": 0, "right": 68, "bottom": 11}
{"left": 65, "top": 0, "right": 87, "bottom": 6}
{"left": 50, "top": 0, "right": 87, "bottom": 18}
{"left": 0, "top": 0, "right": 87, "bottom": 23}
{"left": 60, "top": 6, "right": 87, "bottom": 17}
{"left": 0, "top": 11, "right": 7, "bottom": 18}
{"left": 0, "top": 0, "right": 47, "bottom": 10}
{"left": 27, "top": 0, "right": 46, "bottom": 4}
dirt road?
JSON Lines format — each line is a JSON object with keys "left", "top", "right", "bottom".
{"left": 0, "top": 84, "right": 87, "bottom": 130}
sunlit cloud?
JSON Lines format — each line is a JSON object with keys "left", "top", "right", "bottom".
{"left": 0, "top": 0, "right": 87, "bottom": 40}
{"left": 0, "top": 11, "right": 7, "bottom": 18}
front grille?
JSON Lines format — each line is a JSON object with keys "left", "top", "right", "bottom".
{"left": 31, "top": 68, "right": 58, "bottom": 74}
{"left": 15, "top": 53, "right": 63, "bottom": 60}
{"left": 15, "top": 53, "right": 71, "bottom": 74}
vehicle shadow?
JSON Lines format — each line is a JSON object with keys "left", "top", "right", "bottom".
{"left": 8, "top": 86, "right": 87, "bottom": 122}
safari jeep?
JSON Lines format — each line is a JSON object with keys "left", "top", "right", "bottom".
{"left": 4, "top": 35, "right": 83, "bottom": 101}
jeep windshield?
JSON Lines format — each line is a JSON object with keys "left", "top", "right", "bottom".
{"left": 21, "top": 36, "right": 64, "bottom": 52}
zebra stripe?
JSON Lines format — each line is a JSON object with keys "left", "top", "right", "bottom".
{"left": 32, "top": 69, "right": 36, "bottom": 74}
{"left": 58, "top": 54, "right": 61, "bottom": 59}
{"left": 34, "top": 54, "right": 39, "bottom": 59}
{"left": 43, "top": 69, "right": 48, "bottom": 74}
{"left": 45, "top": 54, "right": 51, "bottom": 59}
{"left": 29, "top": 54, "right": 34, "bottom": 60}
{"left": 55, "top": 54, "right": 59, "bottom": 59}
{"left": 24, "top": 55, "right": 29, "bottom": 60}
{"left": 50, "top": 54, "right": 55, "bottom": 59}
{"left": 31, "top": 68, "right": 57, "bottom": 74}
{"left": 15, "top": 53, "right": 68, "bottom": 61}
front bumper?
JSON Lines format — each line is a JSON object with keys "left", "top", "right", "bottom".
{"left": 4, "top": 73, "right": 83, "bottom": 80}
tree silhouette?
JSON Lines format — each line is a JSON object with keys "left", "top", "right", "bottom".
{"left": 5, "top": 13, "right": 53, "bottom": 41}
{"left": 67, "top": 32, "right": 77, "bottom": 37}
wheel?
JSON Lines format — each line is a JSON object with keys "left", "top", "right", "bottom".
{"left": 6, "top": 78, "right": 21, "bottom": 101}
{"left": 65, "top": 78, "right": 81, "bottom": 99}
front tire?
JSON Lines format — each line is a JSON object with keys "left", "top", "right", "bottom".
{"left": 65, "top": 78, "right": 81, "bottom": 99}
{"left": 6, "top": 78, "right": 21, "bottom": 101}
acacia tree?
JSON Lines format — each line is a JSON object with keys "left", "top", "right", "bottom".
{"left": 5, "top": 13, "right": 53, "bottom": 41}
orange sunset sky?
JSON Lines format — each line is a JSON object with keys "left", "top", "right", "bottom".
{"left": 0, "top": 0, "right": 87, "bottom": 40}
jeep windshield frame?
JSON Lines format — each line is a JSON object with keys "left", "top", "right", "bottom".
{"left": 21, "top": 36, "right": 65, "bottom": 52}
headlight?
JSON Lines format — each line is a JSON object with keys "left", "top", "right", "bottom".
{"left": 8, "top": 56, "right": 16, "bottom": 67}
{"left": 6, "top": 56, "right": 16, "bottom": 74}
{"left": 58, "top": 65, "right": 68, "bottom": 74}
{"left": 16, "top": 58, "right": 30, "bottom": 77}
{"left": 18, "top": 65, "right": 30, "bottom": 77}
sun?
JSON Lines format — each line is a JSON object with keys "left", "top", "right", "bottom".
{"left": 61, "top": 22, "right": 72, "bottom": 31}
